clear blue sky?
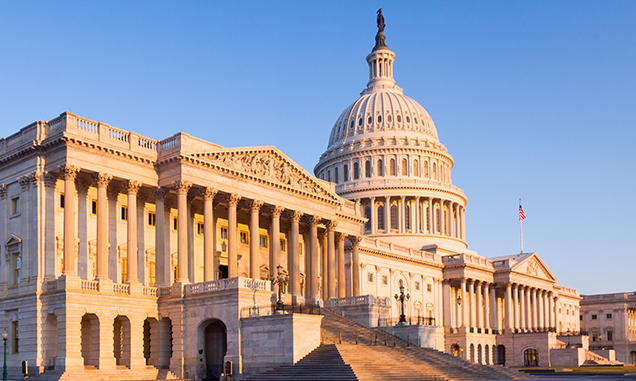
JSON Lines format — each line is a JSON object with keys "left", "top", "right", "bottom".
{"left": 1, "top": 1, "right": 634, "bottom": 294}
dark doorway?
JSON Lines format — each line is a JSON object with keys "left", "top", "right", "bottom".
{"left": 524, "top": 348, "right": 539, "bottom": 367}
{"left": 204, "top": 320, "right": 227, "bottom": 379}
{"left": 218, "top": 265, "right": 228, "bottom": 279}
{"left": 496, "top": 345, "right": 506, "bottom": 365}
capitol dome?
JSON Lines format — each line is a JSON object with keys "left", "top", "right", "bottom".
{"left": 315, "top": 15, "right": 468, "bottom": 251}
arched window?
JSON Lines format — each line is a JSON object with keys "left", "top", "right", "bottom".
{"left": 377, "top": 205, "right": 385, "bottom": 230}
{"left": 390, "top": 204, "right": 398, "bottom": 230}
{"left": 424, "top": 161, "right": 429, "bottom": 178}
{"left": 523, "top": 348, "right": 539, "bottom": 367}
{"left": 402, "top": 158, "right": 408, "bottom": 176}
{"left": 413, "top": 160, "right": 419, "bottom": 177}
{"left": 390, "top": 159, "right": 396, "bottom": 176}
{"left": 470, "top": 344, "right": 475, "bottom": 362}
{"left": 452, "top": 344, "right": 460, "bottom": 357}
{"left": 433, "top": 162, "right": 437, "bottom": 180}
{"left": 364, "top": 207, "right": 371, "bottom": 231}
{"left": 343, "top": 164, "right": 349, "bottom": 182}
{"left": 365, "top": 160, "right": 371, "bottom": 178}
{"left": 353, "top": 162, "right": 359, "bottom": 180}
{"left": 327, "top": 170, "right": 331, "bottom": 183}
{"left": 477, "top": 344, "right": 483, "bottom": 364}
{"left": 405, "top": 204, "right": 411, "bottom": 230}
{"left": 377, "top": 159, "right": 384, "bottom": 176}
{"left": 485, "top": 345, "right": 490, "bottom": 365}
{"left": 334, "top": 167, "right": 339, "bottom": 184}
{"left": 435, "top": 204, "right": 441, "bottom": 234}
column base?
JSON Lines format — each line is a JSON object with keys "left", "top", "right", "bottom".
{"left": 291, "top": 294, "right": 305, "bottom": 305}
{"left": 127, "top": 281, "right": 144, "bottom": 296}
{"left": 58, "top": 274, "right": 81, "bottom": 291}
{"left": 305, "top": 297, "right": 323, "bottom": 307}
{"left": 98, "top": 278, "right": 113, "bottom": 293}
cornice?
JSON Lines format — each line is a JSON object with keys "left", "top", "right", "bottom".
{"left": 63, "top": 136, "right": 157, "bottom": 166}
{"left": 337, "top": 183, "right": 467, "bottom": 202}
{"left": 358, "top": 246, "right": 444, "bottom": 269}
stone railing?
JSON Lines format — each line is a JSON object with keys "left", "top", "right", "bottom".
{"left": 582, "top": 292, "right": 634, "bottom": 302}
{"left": 159, "top": 286, "right": 172, "bottom": 297}
{"left": 112, "top": 283, "right": 130, "bottom": 295}
{"left": 142, "top": 287, "right": 158, "bottom": 297}
{"left": 184, "top": 277, "right": 271, "bottom": 295}
{"left": 80, "top": 280, "right": 99, "bottom": 292}
{"left": 326, "top": 295, "right": 391, "bottom": 307}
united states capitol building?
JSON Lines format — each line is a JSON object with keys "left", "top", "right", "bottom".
{"left": 1, "top": 14, "right": 633, "bottom": 381}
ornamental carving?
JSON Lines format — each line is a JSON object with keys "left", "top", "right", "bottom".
{"left": 270, "top": 205, "right": 285, "bottom": 217}
{"left": 309, "top": 215, "right": 323, "bottom": 226}
{"left": 248, "top": 199, "right": 264, "bottom": 211}
{"left": 202, "top": 151, "right": 327, "bottom": 197}
{"left": 29, "top": 171, "right": 43, "bottom": 187}
{"left": 43, "top": 172, "right": 57, "bottom": 188}
{"left": 57, "top": 164, "right": 80, "bottom": 181}
{"left": 94, "top": 173, "right": 113, "bottom": 188}
{"left": 337, "top": 232, "right": 348, "bottom": 242}
{"left": 154, "top": 187, "right": 166, "bottom": 201}
{"left": 124, "top": 180, "right": 142, "bottom": 195}
{"left": 172, "top": 180, "right": 192, "bottom": 195}
{"left": 350, "top": 236, "right": 363, "bottom": 245}
{"left": 18, "top": 174, "right": 30, "bottom": 191}
{"left": 326, "top": 220, "right": 339, "bottom": 231}
{"left": 225, "top": 193, "right": 241, "bottom": 206}
{"left": 289, "top": 210, "right": 304, "bottom": 222}
{"left": 527, "top": 258, "right": 539, "bottom": 276}
{"left": 201, "top": 187, "right": 217, "bottom": 201}
{"left": 0, "top": 184, "right": 6, "bottom": 199}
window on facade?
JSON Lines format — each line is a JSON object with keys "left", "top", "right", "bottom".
{"left": 580, "top": 315, "right": 583, "bottom": 321}
{"left": 239, "top": 231, "right": 248, "bottom": 244}
{"left": 353, "top": 162, "right": 359, "bottom": 180}
{"left": 607, "top": 330, "right": 613, "bottom": 341}
{"left": 413, "top": 160, "right": 419, "bottom": 177}
{"left": 259, "top": 235, "right": 268, "bottom": 248}
{"left": 390, "top": 159, "right": 396, "bottom": 176}
{"left": 402, "top": 159, "right": 408, "bottom": 176}
{"left": 172, "top": 217, "right": 178, "bottom": 231}
{"left": 368, "top": 273, "right": 374, "bottom": 283}
{"left": 364, "top": 207, "right": 371, "bottom": 231}
{"left": 10, "top": 197, "right": 20, "bottom": 216}
{"left": 397, "top": 115, "right": 402, "bottom": 123}
{"left": 427, "top": 283, "right": 432, "bottom": 293}
{"left": 121, "top": 257, "right": 128, "bottom": 283}
{"left": 424, "top": 161, "right": 429, "bottom": 178}
{"left": 334, "top": 167, "right": 339, "bottom": 184}
{"left": 377, "top": 159, "right": 383, "bottom": 176}
{"left": 197, "top": 222, "right": 204, "bottom": 235}
{"left": 11, "top": 253, "right": 20, "bottom": 286}
{"left": 327, "top": 170, "right": 331, "bottom": 182}
{"left": 148, "top": 212, "right": 156, "bottom": 226}
{"left": 149, "top": 262, "right": 155, "bottom": 287}
{"left": 591, "top": 314, "right": 597, "bottom": 320}
{"left": 406, "top": 116, "right": 411, "bottom": 124}
{"left": 415, "top": 281, "right": 420, "bottom": 291}
{"left": 280, "top": 239, "right": 286, "bottom": 252}
{"left": 91, "top": 199, "right": 97, "bottom": 215}
{"left": 382, "top": 275, "right": 388, "bottom": 285}
{"left": 606, "top": 313, "right": 612, "bottom": 319}
{"left": 377, "top": 205, "right": 385, "bottom": 230}
{"left": 60, "top": 193, "right": 65, "bottom": 209}
{"left": 220, "top": 227, "right": 228, "bottom": 240}
{"left": 121, "top": 206, "right": 128, "bottom": 221}
{"left": 390, "top": 205, "right": 398, "bottom": 230}
{"left": 387, "top": 115, "right": 392, "bottom": 123}
{"left": 11, "top": 321, "right": 18, "bottom": 354}
{"left": 343, "top": 164, "right": 349, "bottom": 182}
{"left": 299, "top": 243, "right": 303, "bottom": 256}
{"left": 365, "top": 160, "right": 371, "bottom": 178}
{"left": 405, "top": 204, "right": 411, "bottom": 230}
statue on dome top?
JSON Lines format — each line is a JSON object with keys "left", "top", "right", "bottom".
{"left": 377, "top": 8, "right": 385, "bottom": 32}
{"left": 373, "top": 9, "right": 388, "bottom": 51}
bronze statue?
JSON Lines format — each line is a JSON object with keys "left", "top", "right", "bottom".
{"left": 373, "top": 8, "right": 387, "bottom": 51}
{"left": 377, "top": 9, "right": 385, "bottom": 32}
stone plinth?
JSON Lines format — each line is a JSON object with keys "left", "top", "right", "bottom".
{"left": 550, "top": 347, "right": 585, "bottom": 367}
{"left": 325, "top": 295, "right": 390, "bottom": 328}
{"left": 240, "top": 313, "right": 323, "bottom": 376}
{"left": 381, "top": 324, "right": 443, "bottom": 349}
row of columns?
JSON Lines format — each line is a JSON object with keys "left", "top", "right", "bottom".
{"left": 364, "top": 196, "right": 465, "bottom": 239}
{"left": 57, "top": 166, "right": 363, "bottom": 303}
{"left": 505, "top": 283, "right": 556, "bottom": 333}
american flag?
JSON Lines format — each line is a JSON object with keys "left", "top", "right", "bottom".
{"left": 519, "top": 204, "right": 526, "bottom": 221}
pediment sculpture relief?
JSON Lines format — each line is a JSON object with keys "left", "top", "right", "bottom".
{"left": 526, "top": 258, "right": 539, "bottom": 276}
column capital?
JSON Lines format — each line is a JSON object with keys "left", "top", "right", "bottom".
{"left": 349, "top": 235, "right": 363, "bottom": 246}
{"left": 318, "top": 230, "right": 328, "bottom": 240}
{"left": 225, "top": 193, "right": 241, "bottom": 206}
{"left": 201, "top": 186, "right": 217, "bottom": 201}
{"left": 172, "top": 180, "right": 193, "bottom": 195}
{"left": 248, "top": 199, "right": 264, "bottom": 211}
{"left": 289, "top": 210, "right": 304, "bottom": 222}
{"left": 308, "top": 215, "right": 323, "bottom": 226}
{"left": 326, "top": 220, "right": 339, "bottom": 231}
{"left": 124, "top": 180, "right": 142, "bottom": 195}
{"left": 57, "top": 163, "right": 80, "bottom": 181}
{"left": 336, "top": 232, "right": 348, "bottom": 242}
{"left": 154, "top": 187, "right": 166, "bottom": 201}
{"left": 18, "top": 174, "right": 31, "bottom": 191}
{"left": 94, "top": 172, "right": 113, "bottom": 188}
{"left": 43, "top": 172, "right": 57, "bottom": 188}
{"left": 271, "top": 205, "right": 285, "bottom": 217}
{"left": 28, "top": 171, "right": 43, "bottom": 188}
{"left": 0, "top": 184, "right": 6, "bottom": 199}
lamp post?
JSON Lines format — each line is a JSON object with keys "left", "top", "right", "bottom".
{"left": 2, "top": 328, "right": 8, "bottom": 381}
{"left": 394, "top": 285, "right": 410, "bottom": 326}
{"left": 271, "top": 264, "right": 289, "bottom": 314}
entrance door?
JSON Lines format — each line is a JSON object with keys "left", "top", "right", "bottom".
{"left": 497, "top": 345, "right": 506, "bottom": 365}
{"left": 204, "top": 320, "right": 227, "bottom": 379}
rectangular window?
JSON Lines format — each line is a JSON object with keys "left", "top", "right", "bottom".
{"left": 148, "top": 212, "right": 156, "bottom": 226}
{"left": 427, "top": 283, "right": 432, "bottom": 293}
{"left": 591, "top": 314, "right": 597, "bottom": 320}
{"left": 60, "top": 193, "right": 65, "bottom": 209}
{"left": 606, "top": 313, "right": 612, "bottom": 319}
{"left": 259, "top": 235, "right": 268, "bottom": 248}
{"left": 368, "top": 273, "right": 374, "bottom": 283}
{"left": 91, "top": 199, "right": 97, "bottom": 215}
{"left": 382, "top": 275, "right": 387, "bottom": 285}
{"left": 173, "top": 217, "right": 178, "bottom": 231}
{"left": 607, "top": 331, "right": 613, "bottom": 341}
{"left": 197, "top": 222, "right": 204, "bottom": 235}
{"left": 220, "top": 227, "right": 228, "bottom": 240}
{"left": 299, "top": 243, "right": 303, "bottom": 255}
{"left": 11, "top": 253, "right": 20, "bottom": 286}
{"left": 149, "top": 262, "right": 155, "bottom": 287}
{"left": 121, "top": 257, "right": 128, "bottom": 283}
{"left": 11, "top": 197, "right": 20, "bottom": 215}
{"left": 280, "top": 239, "right": 286, "bottom": 252}
{"left": 121, "top": 206, "right": 128, "bottom": 221}
{"left": 415, "top": 281, "right": 420, "bottom": 291}
{"left": 11, "top": 321, "right": 18, "bottom": 354}
{"left": 592, "top": 333, "right": 598, "bottom": 341}
{"left": 239, "top": 231, "right": 248, "bottom": 244}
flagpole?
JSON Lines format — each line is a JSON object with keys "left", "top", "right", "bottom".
{"left": 519, "top": 198, "right": 523, "bottom": 254}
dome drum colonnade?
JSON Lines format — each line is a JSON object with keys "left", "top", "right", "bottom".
{"left": 52, "top": 161, "right": 364, "bottom": 304}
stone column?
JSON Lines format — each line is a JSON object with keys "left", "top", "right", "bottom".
{"left": 549, "top": 292, "right": 555, "bottom": 330}
{"left": 428, "top": 197, "right": 434, "bottom": 234}
{"left": 172, "top": 180, "right": 192, "bottom": 283}
{"left": 513, "top": 283, "right": 520, "bottom": 332}
{"left": 520, "top": 286, "right": 526, "bottom": 332}
{"left": 538, "top": 290, "right": 545, "bottom": 331}
{"left": 526, "top": 286, "right": 533, "bottom": 330}
{"left": 460, "top": 278, "right": 467, "bottom": 329}
{"left": 225, "top": 193, "right": 241, "bottom": 279}
{"left": 439, "top": 201, "right": 445, "bottom": 236}
{"left": 384, "top": 196, "right": 390, "bottom": 233}
{"left": 290, "top": 211, "right": 304, "bottom": 304}
{"left": 531, "top": 288, "right": 538, "bottom": 331}
{"left": 370, "top": 197, "right": 376, "bottom": 234}
{"left": 399, "top": 196, "right": 405, "bottom": 233}
{"left": 483, "top": 282, "right": 490, "bottom": 332}
{"left": 320, "top": 231, "right": 328, "bottom": 300}
{"left": 327, "top": 221, "right": 338, "bottom": 299}
{"left": 270, "top": 206, "right": 284, "bottom": 278}
{"left": 124, "top": 180, "right": 141, "bottom": 284}
{"left": 307, "top": 215, "right": 322, "bottom": 305}
{"left": 153, "top": 188, "right": 166, "bottom": 287}
{"left": 505, "top": 282, "right": 513, "bottom": 331}
{"left": 337, "top": 232, "right": 347, "bottom": 298}
{"left": 476, "top": 281, "right": 483, "bottom": 331}
{"left": 350, "top": 236, "right": 362, "bottom": 297}
{"left": 95, "top": 173, "right": 112, "bottom": 281}
{"left": 248, "top": 200, "right": 264, "bottom": 280}
{"left": 202, "top": 187, "right": 217, "bottom": 282}
{"left": 443, "top": 280, "right": 451, "bottom": 330}
{"left": 461, "top": 206, "right": 466, "bottom": 240}
{"left": 468, "top": 280, "right": 475, "bottom": 331}
{"left": 59, "top": 164, "right": 80, "bottom": 276}
{"left": 490, "top": 285, "right": 498, "bottom": 332}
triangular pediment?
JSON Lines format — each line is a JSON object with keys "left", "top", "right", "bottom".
{"left": 511, "top": 253, "right": 556, "bottom": 281}
{"left": 187, "top": 147, "right": 341, "bottom": 203}
{"left": 4, "top": 234, "right": 21, "bottom": 247}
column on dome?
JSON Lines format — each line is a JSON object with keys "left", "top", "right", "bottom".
{"left": 461, "top": 206, "right": 466, "bottom": 240}
{"left": 59, "top": 164, "right": 80, "bottom": 276}
{"left": 248, "top": 200, "right": 264, "bottom": 280}
{"left": 327, "top": 221, "right": 337, "bottom": 299}
{"left": 337, "top": 232, "right": 347, "bottom": 298}
{"left": 226, "top": 193, "right": 241, "bottom": 279}
{"left": 414, "top": 196, "right": 420, "bottom": 233}
{"left": 320, "top": 231, "right": 328, "bottom": 300}
{"left": 125, "top": 180, "right": 142, "bottom": 284}
{"left": 307, "top": 215, "right": 322, "bottom": 305}
{"left": 399, "top": 196, "right": 405, "bottom": 233}
{"left": 350, "top": 236, "right": 362, "bottom": 297}
{"left": 438, "top": 200, "right": 444, "bottom": 236}
{"left": 370, "top": 197, "right": 376, "bottom": 234}
{"left": 428, "top": 197, "right": 434, "bottom": 234}
{"left": 154, "top": 188, "right": 167, "bottom": 286}
{"left": 505, "top": 282, "right": 513, "bottom": 332}
{"left": 173, "top": 180, "right": 192, "bottom": 283}
{"left": 290, "top": 211, "right": 304, "bottom": 304}
{"left": 95, "top": 173, "right": 112, "bottom": 281}
{"left": 202, "top": 187, "right": 217, "bottom": 282}
{"left": 384, "top": 196, "right": 390, "bottom": 233}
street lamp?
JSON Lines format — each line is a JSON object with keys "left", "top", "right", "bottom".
{"left": 2, "top": 328, "right": 8, "bottom": 381}
{"left": 271, "top": 265, "right": 289, "bottom": 314}
{"left": 394, "top": 285, "right": 410, "bottom": 326}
